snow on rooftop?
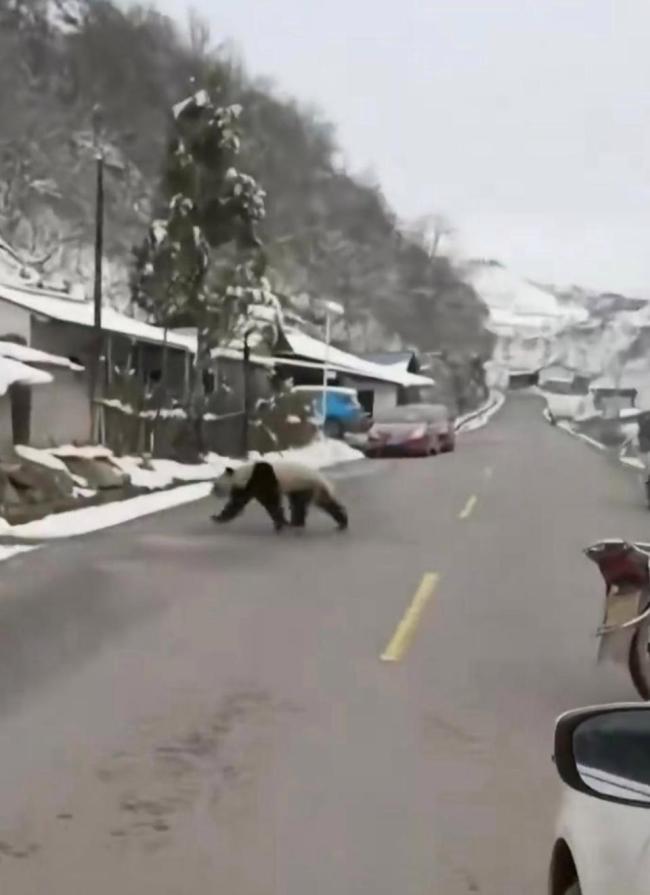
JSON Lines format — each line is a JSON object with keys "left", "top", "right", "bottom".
{"left": 211, "top": 346, "right": 275, "bottom": 367}
{"left": 0, "top": 282, "right": 196, "bottom": 351}
{"left": 282, "top": 329, "right": 434, "bottom": 388}
{"left": 0, "top": 340, "right": 84, "bottom": 370}
{"left": 590, "top": 373, "right": 642, "bottom": 391}
{"left": 0, "top": 355, "right": 53, "bottom": 396}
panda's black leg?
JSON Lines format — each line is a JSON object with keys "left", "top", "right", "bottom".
{"left": 212, "top": 489, "right": 251, "bottom": 523}
{"left": 256, "top": 494, "right": 287, "bottom": 531}
{"left": 242, "top": 462, "right": 285, "bottom": 530}
{"left": 289, "top": 491, "right": 312, "bottom": 528}
{"left": 316, "top": 494, "right": 349, "bottom": 530}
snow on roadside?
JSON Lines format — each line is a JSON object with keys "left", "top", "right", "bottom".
{"left": 3, "top": 482, "right": 214, "bottom": 540}
{"left": 555, "top": 421, "right": 608, "bottom": 452}
{"left": 51, "top": 444, "right": 114, "bottom": 460}
{"left": 14, "top": 444, "right": 73, "bottom": 473}
{"left": 14, "top": 444, "right": 94, "bottom": 490}
{"left": 619, "top": 438, "right": 646, "bottom": 472}
{"left": 621, "top": 454, "right": 645, "bottom": 471}
{"left": 455, "top": 391, "right": 505, "bottom": 433}
{"left": 0, "top": 436, "right": 364, "bottom": 543}
{"left": 0, "top": 544, "right": 39, "bottom": 563}
{"left": 111, "top": 455, "right": 226, "bottom": 490}
{"left": 250, "top": 436, "right": 363, "bottom": 468}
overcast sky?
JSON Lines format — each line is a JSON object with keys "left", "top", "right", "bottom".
{"left": 156, "top": 0, "right": 650, "bottom": 295}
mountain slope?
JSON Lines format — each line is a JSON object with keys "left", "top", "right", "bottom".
{"left": 0, "top": 0, "right": 491, "bottom": 362}
{"left": 469, "top": 258, "right": 650, "bottom": 404}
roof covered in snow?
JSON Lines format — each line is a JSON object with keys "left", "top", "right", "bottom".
{"left": 362, "top": 351, "right": 419, "bottom": 371}
{"left": 539, "top": 365, "right": 577, "bottom": 384}
{"left": 589, "top": 374, "right": 639, "bottom": 393}
{"left": 0, "top": 355, "right": 53, "bottom": 397}
{"left": 0, "top": 283, "right": 196, "bottom": 351}
{"left": 280, "top": 330, "right": 434, "bottom": 387}
{"left": 0, "top": 340, "right": 84, "bottom": 370}
{"left": 211, "top": 346, "right": 275, "bottom": 367}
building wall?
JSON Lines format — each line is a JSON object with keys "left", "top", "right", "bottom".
{"left": 338, "top": 376, "right": 398, "bottom": 415}
{"left": 0, "top": 300, "right": 31, "bottom": 342}
{"left": 372, "top": 383, "right": 399, "bottom": 413}
{"left": 598, "top": 394, "right": 636, "bottom": 417}
{"left": 30, "top": 372, "right": 90, "bottom": 447}
{"left": 30, "top": 317, "right": 94, "bottom": 364}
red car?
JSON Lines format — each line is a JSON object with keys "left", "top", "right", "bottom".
{"left": 365, "top": 403, "right": 456, "bottom": 458}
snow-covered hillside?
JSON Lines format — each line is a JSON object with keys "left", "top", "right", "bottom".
{"left": 464, "top": 260, "right": 588, "bottom": 374}
{"left": 464, "top": 258, "right": 650, "bottom": 413}
{"left": 467, "top": 260, "right": 570, "bottom": 326}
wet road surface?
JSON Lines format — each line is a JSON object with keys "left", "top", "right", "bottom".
{"left": 0, "top": 393, "right": 645, "bottom": 894}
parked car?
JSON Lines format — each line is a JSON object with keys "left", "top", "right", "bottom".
{"left": 549, "top": 702, "right": 650, "bottom": 894}
{"left": 291, "top": 386, "right": 370, "bottom": 439}
{"left": 365, "top": 403, "right": 455, "bottom": 457}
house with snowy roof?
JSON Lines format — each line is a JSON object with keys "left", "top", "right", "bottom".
{"left": 0, "top": 340, "right": 84, "bottom": 454}
{"left": 538, "top": 363, "right": 590, "bottom": 395}
{"left": 0, "top": 280, "right": 195, "bottom": 449}
{"left": 207, "top": 329, "right": 435, "bottom": 419}
{"left": 267, "top": 330, "right": 434, "bottom": 419}
{"left": 589, "top": 373, "right": 639, "bottom": 417}
{"left": 0, "top": 268, "right": 437, "bottom": 451}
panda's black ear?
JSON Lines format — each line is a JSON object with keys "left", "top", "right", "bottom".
{"left": 224, "top": 467, "right": 235, "bottom": 476}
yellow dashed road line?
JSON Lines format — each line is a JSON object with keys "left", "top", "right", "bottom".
{"left": 381, "top": 573, "right": 439, "bottom": 663}
{"left": 458, "top": 494, "right": 478, "bottom": 520}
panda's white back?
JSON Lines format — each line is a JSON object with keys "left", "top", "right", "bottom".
{"left": 270, "top": 461, "right": 330, "bottom": 494}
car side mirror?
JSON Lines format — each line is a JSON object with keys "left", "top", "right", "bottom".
{"left": 554, "top": 704, "right": 650, "bottom": 806}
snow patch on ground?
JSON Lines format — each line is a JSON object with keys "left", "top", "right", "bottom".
{"left": 619, "top": 438, "right": 647, "bottom": 472}
{"left": 0, "top": 436, "right": 363, "bottom": 543}
{"left": 111, "top": 454, "right": 228, "bottom": 491}
{"left": 455, "top": 391, "right": 506, "bottom": 433}
{"left": 14, "top": 444, "right": 72, "bottom": 473}
{"left": 50, "top": 444, "right": 114, "bottom": 460}
{"left": 4, "top": 482, "right": 214, "bottom": 540}
{"left": 0, "top": 544, "right": 39, "bottom": 564}
{"left": 540, "top": 392, "right": 588, "bottom": 421}
{"left": 0, "top": 543, "right": 38, "bottom": 559}
{"left": 251, "top": 436, "right": 363, "bottom": 468}
{"left": 549, "top": 415, "right": 613, "bottom": 453}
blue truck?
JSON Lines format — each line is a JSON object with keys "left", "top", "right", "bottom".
{"left": 292, "top": 386, "right": 370, "bottom": 439}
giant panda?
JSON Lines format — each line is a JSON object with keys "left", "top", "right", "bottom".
{"left": 211, "top": 460, "right": 348, "bottom": 532}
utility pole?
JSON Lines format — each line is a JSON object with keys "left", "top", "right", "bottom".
{"left": 241, "top": 329, "right": 252, "bottom": 458}
{"left": 89, "top": 104, "right": 105, "bottom": 441}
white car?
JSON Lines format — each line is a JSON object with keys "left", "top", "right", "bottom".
{"left": 549, "top": 703, "right": 650, "bottom": 894}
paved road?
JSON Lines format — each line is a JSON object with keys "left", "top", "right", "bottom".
{"left": 0, "top": 393, "right": 646, "bottom": 894}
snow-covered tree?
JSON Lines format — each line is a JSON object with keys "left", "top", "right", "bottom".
{"left": 131, "top": 81, "right": 281, "bottom": 450}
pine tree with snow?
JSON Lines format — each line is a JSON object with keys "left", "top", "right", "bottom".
{"left": 131, "top": 79, "right": 282, "bottom": 451}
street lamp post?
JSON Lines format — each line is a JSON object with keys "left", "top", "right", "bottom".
{"left": 89, "top": 104, "right": 105, "bottom": 441}
{"left": 318, "top": 299, "right": 344, "bottom": 435}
